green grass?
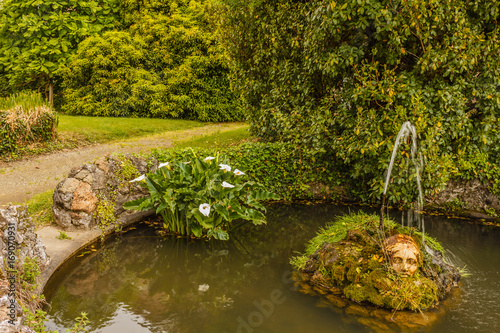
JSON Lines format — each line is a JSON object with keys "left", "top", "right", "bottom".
{"left": 58, "top": 114, "right": 206, "bottom": 143}
{"left": 174, "top": 126, "right": 252, "bottom": 149}
{"left": 22, "top": 190, "right": 55, "bottom": 227}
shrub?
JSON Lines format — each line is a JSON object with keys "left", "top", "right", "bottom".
{"left": 60, "top": 31, "right": 166, "bottom": 117}
{"left": 61, "top": 1, "right": 244, "bottom": 121}
{"left": 150, "top": 142, "right": 343, "bottom": 201}
{"left": 216, "top": 0, "right": 500, "bottom": 205}
{"left": 0, "top": 91, "right": 57, "bottom": 157}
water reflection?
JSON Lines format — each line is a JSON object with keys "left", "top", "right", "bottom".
{"left": 44, "top": 204, "right": 500, "bottom": 333}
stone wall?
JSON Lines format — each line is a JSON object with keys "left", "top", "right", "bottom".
{"left": 52, "top": 154, "right": 158, "bottom": 230}
{"left": 0, "top": 205, "right": 49, "bottom": 332}
{"left": 426, "top": 179, "right": 500, "bottom": 219}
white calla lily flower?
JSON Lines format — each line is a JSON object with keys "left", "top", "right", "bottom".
{"left": 130, "top": 174, "right": 146, "bottom": 182}
{"left": 219, "top": 164, "right": 231, "bottom": 172}
{"left": 233, "top": 169, "right": 245, "bottom": 176}
{"left": 199, "top": 203, "right": 210, "bottom": 217}
{"left": 203, "top": 156, "right": 215, "bottom": 162}
{"left": 222, "top": 181, "right": 235, "bottom": 188}
{"left": 158, "top": 162, "right": 169, "bottom": 168}
{"left": 198, "top": 284, "right": 209, "bottom": 292}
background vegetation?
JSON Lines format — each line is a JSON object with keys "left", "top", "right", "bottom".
{"left": 0, "top": 0, "right": 243, "bottom": 122}
{"left": 216, "top": 0, "right": 500, "bottom": 205}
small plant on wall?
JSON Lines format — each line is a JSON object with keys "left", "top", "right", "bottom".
{"left": 124, "top": 151, "right": 280, "bottom": 240}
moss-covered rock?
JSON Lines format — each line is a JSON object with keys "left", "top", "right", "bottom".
{"left": 291, "top": 213, "right": 460, "bottom": 312}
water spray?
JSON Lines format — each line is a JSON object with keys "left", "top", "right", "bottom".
{"left": 379, "top": 121, "right": 425, "bottom": 244}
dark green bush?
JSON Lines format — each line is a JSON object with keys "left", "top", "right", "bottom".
{"left": 216, "top": 0, "right": 500, "bottom": 205}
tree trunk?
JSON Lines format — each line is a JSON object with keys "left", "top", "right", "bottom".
{"left": 49, "top": 81, "right": 53, "bottom": 107}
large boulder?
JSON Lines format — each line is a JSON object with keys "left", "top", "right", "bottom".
{"left": 52, "top": 154, "right": 158, "bottom": 230}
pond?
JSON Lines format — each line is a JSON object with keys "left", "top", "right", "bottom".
{"left": 44, "top": 203, "right": 500, "bottom": 333}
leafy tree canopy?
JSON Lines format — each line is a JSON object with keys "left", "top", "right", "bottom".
{"left": 0, "top": 0, "right": 120, "bottom": 97}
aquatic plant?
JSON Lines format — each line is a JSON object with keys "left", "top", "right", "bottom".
{"left": 124, "top": 151, "right": 280, "bottom": 240}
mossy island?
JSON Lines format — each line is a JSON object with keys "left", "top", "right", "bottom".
{"left": 291, "top": 213, "right": 461, "bottom": 330}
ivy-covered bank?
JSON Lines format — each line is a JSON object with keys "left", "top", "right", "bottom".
{"left": 215, "top": 0, "right": 500, "bottom": 211}
{"left": 151, "top": 143, "right": 500, "bottom": 220}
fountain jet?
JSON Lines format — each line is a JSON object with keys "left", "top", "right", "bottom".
{"left": 380, "top": 121, "right": 424, "bottom": 238}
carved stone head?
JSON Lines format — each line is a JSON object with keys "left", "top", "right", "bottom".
{"left": 383, "top": 234, "right": 421, "bottom": 277}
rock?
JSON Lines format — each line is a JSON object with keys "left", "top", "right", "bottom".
{"left": 71, "top": 182, "right": 97, "bottom": 213}
{"left": 291, "top": 213, "right": 460, "bottom": 331}
{"left": 0, "top": 206, "right": 49, "bottom": 275}
{"left": 0, "top": 206, "right": 49, "bottom": 333}
{"left": 427, "top": 178, "right": 500, "bottom": 218}
{"left": 52, "top": 154, "right": 157, "bottom": 230}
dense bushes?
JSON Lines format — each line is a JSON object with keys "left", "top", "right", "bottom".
{"left": 60, "top": 0, "right": 243, "bottom": 121}
{"left": 151, "top": 143, "right": 343, "bottom": 201}
{"left": 217, "top": 0, "right": 500, "bottom": 204}
{"left": 0, "top": 0, "right": 242, "bottom": 122}
{"left": 60, "top": 31, "right": 165, "bottom": 117}
{"left": 0, "top": 92, "right": 57, "bottom": 156}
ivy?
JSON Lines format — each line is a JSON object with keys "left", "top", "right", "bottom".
{"left": 216, "top": 0, "right": 500, "bottom": 206}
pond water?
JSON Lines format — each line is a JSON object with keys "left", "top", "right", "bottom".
{"left": 44, "top": 203, "right": 500, "bottom": 333}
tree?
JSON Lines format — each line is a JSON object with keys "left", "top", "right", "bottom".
{"left": 61, "top": 0, "right": 244, "bottom": 121}
{"left": 0, "top": 0, "right": 120, "bottom": 103}
{"left": 217, "top": 0, "right": 500, "bottom": 204}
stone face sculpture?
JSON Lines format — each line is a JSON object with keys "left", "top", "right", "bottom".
{"left": 383, "top": 234, "right": 421, "bottom": 278}
{"left": 292, "top": 213, "right": 461, "bottom": 320}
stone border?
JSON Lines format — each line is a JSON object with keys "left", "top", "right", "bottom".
{"left": 37, "top": 209, "right": 153, "bottom": 292}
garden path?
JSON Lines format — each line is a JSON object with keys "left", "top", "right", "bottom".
{"left": 0, "top": 123, "right": 246, "bottom": 207}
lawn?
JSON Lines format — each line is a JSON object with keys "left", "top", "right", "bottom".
{"left": 58, "top": 114, "right": 206, "bottom": 143}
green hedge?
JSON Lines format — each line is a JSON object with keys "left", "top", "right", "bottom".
{"left": 151, "top": 142, "right": 343, "bottom": 201}
{"left": 0, "top": 92, "right": 57, "bottom": 157}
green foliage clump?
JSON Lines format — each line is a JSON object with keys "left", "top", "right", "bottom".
{"left": 0, "top": 0, "right": 120, "bottom": 99}
{"left": 291, "top": 213, "right": 446, "bottom": 311}
{"left": 94, "top": 195, "right": 117, "bottom": 233}
{"left": 0, "top": 91, "right": 57, "bottom": 157}
{"left": 217, "top": 0, "right": 500, "bottom": 205}
{"left": 60, "top": 31, "right": 165, "bottom": 117}
{"left": 125, "top": 152, "right": 280, "bottom": 240}
{"left": 61, "top": 0, "right": 243, "bottom": 121}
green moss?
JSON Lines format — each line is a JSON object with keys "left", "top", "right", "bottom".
{"left": 94, "top": 195, "right": 116, "bottom": 234}
{"left": 292, "top": 212, "right": 447, "bottom": 311}
{"left": 115, "top": 154, "right": 140, "bottom": 182}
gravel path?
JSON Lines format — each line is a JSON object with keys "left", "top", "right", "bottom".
{"left": 0, "top": 123, "right": 246, "bottom": 206}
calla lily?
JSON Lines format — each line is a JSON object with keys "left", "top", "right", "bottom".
{"left": 130, "top": 174, "right": 146, "bottom": 182}
{"left": 204, "top": 156, "right": 215, "bottom": 162}
{"left": 222, "top": 181, "right": 235, "bottom": 188}
{"left": 158, "top": 162, "right": 169, "bottom": 168}
{"left": 198, "top": 284, "right": 209, "bottom": 292}
{"left": 219, "top": 164, "right": 231, "bottom": 172}
{"left": 233, "top": 169, "right": 245, "bottom": 176}
{"left": 199, "top": 203, "right": 210, "bottom": 217}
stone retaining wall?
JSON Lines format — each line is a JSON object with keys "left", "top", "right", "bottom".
{"left": 0, "top": 205, "right": 49, "bottom": 332}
